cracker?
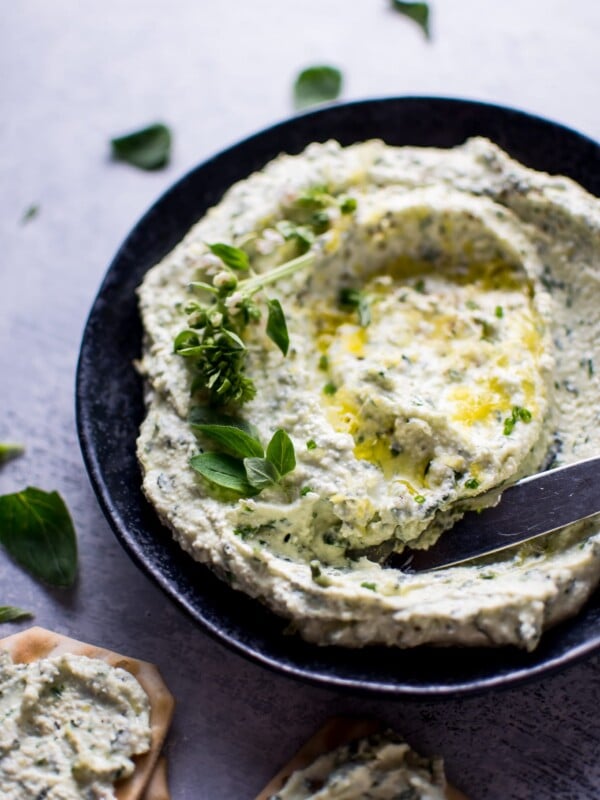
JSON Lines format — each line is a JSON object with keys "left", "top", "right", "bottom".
{"left": 255, "top": 717, "right": 469, "bottom": 800}
{"left": 0, "top": 626, "right": 174, "bottom": 800}
{"left": 142, "top": 757, "right": 170, "bottom": 800}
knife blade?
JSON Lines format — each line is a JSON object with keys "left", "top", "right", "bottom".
{"left": 402, "top": 455, "right": 600, "bottom": 572}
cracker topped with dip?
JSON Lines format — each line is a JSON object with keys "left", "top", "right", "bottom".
{"left": 256, "top": 717, "right": 468, "bottom": 800}
{"left": 0, "top": 627, "right": 174, "bottom": 800}
{"left": 137, "top": 137, "right": 600, "bottom": 650}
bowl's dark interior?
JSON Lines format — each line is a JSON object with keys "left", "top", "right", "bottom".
{"left": 76, "top": 97, "right": 600, "bottom": 697}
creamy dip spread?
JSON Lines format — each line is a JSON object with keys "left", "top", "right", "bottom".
{"left": 269, "top": 731, "right": 446, "bottom": 800}
{"left": 0, "top": 652, "right": 151, "bottom": 799}
{"left": 137, "top": 137, "right": 600, "bottom": 650}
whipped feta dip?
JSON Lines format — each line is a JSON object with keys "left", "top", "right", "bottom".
{"left": 137, "top": 137, "right": 600, "bottom": 650}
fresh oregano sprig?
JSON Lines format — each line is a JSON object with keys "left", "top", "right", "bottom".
{"left": 189, "top": 407, "right": 296, "bottom": 496}
{"left": 174, "top": 245, "right": 313, "bottom": 406}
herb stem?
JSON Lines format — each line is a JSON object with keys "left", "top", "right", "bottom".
{"left": 240, "top": 252, "right": 314, "bottom": 296}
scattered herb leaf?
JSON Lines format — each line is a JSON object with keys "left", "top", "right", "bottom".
{"left": 340, "top": 197, "right": 357, "bottom": 214}
{"left": 361, "top": 582, "right": 377, "bottom": 592}
{"left": 275, "top": 220, "right": 315, "bottom": 254}
{"left": 21, "top": 204, "right": 39, "bottom": 224}
{"left": 190, "top": 452, "right": 257, "bottom": 495}
{"left": 464, "top": 478, "right": 480, "bottom": 490}
{"left": 414, "top": 494, "right": 426, "bottom": 504}
{"left": 323, "top": 382, "right": 337, "bottom": 396}
{"left": 0, "top": 606, "right": 32, "bottom": 623}
{"left": 293, "top": 65, "right": 343, "bottom": 110}
{"left": 110, "top": 123, "right": 171, "bottom": 170}
{"left": 0, "top": 488, "right": 77, "bottom": 587}
{"left": 495, "top": 305, "right": 504, "bottom": 318}
{"left": 0, "top": 443, "right": 24, "bottom": 465}
{"left": 339, "top": 287, "right": 371, "bottom": 327}
{"left": 309, "top": 559, "right": 330, "bottom": 586}
{"left": 266, "top": 298, "right": 290, "bottom": 356}
{"left": 244, "top": 457, "right": 281, "bottom": 490}
{"left": 296, "top": 185, "right": 331, "bottom": 209}
{"left": 390, "top": 1, "right": 431, "bottom": 39}
{"left": 207, "top": 243, "right": 250, "bottom": 272}
{"left": 318, "top": 354, "right": 329, "bottom": 371}
{"left": 503, "top": 406, "right": 532, "bottom": 436}
{"left": 414, "top": 279, "right": 426, "bottom": 293}
{"left": 266, "top": 429, "right": 296, "bottom": 477}
{"left": 306, "top": 439, "right": 317, "bottom": 451}
{"left": 300, "top": 486, "right": 313, "bottom": 496}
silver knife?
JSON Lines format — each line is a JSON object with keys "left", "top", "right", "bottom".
{"left": 404, "top": 455, "right": 600, "bottom": 572}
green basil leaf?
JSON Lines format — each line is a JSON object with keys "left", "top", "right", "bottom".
{"left": 0, "top": 488, "right": 77, "bottom": 588}
{"left": 110, "top": 123, "right": 172, "bottom": 170}
{"left": 189, "top": 407, "right": 260, "bottom": 438}
{"left": 207, "top": 243, "right": 250, "bottom": 271}
{"left": 244, "top": 457, "right": 281, "bottom": 489}
{"left": 190, "top": 452, "right": 257, "bottom": 495}
{"left": 0, "top": 443, "right": 24, "bottom": 465}
{"left": 266, "top": 430, "right": 296, "bottom": 477}
{"left": 192, "top": 425, "right": 264, "bottom": 459}
{"left": 266, "top": 298, "right": 290, "bottom": 356}
{"left": 339, "top": 288, "right": 371, "bottom": 327}
{"left": 0, "top": 605, "right": 32, "bottom": 623}
{"left": 390, "top": 1, "right": 430, "bottom": 39}
{"left": 293, "top": 65, "right": 343, "bottom": 110}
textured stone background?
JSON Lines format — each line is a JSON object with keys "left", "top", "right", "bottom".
{"left": 1, "top": 2, "right": 599, "bottom": 797}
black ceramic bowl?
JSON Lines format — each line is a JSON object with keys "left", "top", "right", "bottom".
{"left": 76, "top": 97, "right": 600, "bottom": 697}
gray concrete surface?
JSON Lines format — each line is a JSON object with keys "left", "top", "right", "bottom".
{"left": 1, "top": 2, "right": 599, "bottom": 797}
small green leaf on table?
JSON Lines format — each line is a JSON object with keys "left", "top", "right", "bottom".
{"left": 0, "top": 443, "right": 24, "bottom": 465}
{"left": 20, "top": 205, "right": 40, "bottom": 224}
{"left": 0, "top": 606, "right": 32, "bottom": 623}
{"left": 0, "top": 488, "right": 78, "bottom": 588}
{"left": 293, "top": 66, "right": 343, "bottom": 110}
{"left": 391, "top": 1, "right": 431, "bottom": 39}
{"left": 110, "top": 123, "right": 172, "bottom": 170}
